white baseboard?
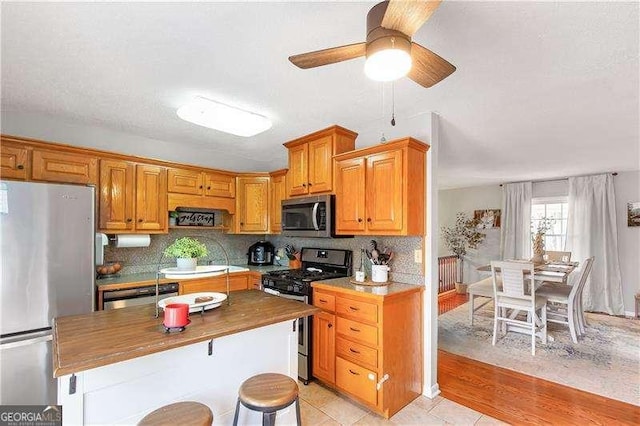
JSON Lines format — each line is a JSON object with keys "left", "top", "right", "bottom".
{"left": 422, "top": 383, "right": 441, "bottom": 399}
{"left": 624, "top": 310, "right": 637, "bottom": 319}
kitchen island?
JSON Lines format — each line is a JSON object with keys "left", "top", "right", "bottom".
{"left": 53, "top": 290, "right": 317, "bottom": 425}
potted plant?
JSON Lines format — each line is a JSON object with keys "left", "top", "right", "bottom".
{"left": 164, "top": 237, "right": 208, "bottom": 271}
{"left": 441, "top": 212, "right": 486, "bottom": 293}
{"left": 168, "top": 211, "right": 179, "bottom": 226}
{"left": 531, "top": 217, "right": 554, "bottom": 264}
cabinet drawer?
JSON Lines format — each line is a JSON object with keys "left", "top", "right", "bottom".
{"left": 336, "top": 297, "right": 377, "bottom": 323}
{"left": 336, "top": 337, "right": 377, "bottom": 370}
{"left": 313, "top": 291, "right": 335, "bottom": 312}
{"left": 336, "top": 317, "right": 377, "bottom": 347}
{"left": 336, "top": 357, "right": 377, "bottom": 406}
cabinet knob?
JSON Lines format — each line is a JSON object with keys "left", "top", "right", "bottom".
{"left": 308, "top": 182, "right": 312, "bottom": 186}
{"left": 328, "top": 323, "right": 333, "bottom": 328}
{"left": 16, "top": 165, "right": 24, "bottom": 170}
{"left": 199, "top": 185, "right": 203, "bottom": 189}
{"left": 357, "top": 218, "right": 363, "bottom": 223}
{"left": 126, "top": 218, "right": 132, "bottom": 223}
{"left": 138, "top": 219, "right": 143, "bottom": 223}
{"left": 302, "top": 183, "right": 306, "bottom": 187}
{"left": 367, "top": 218, "right": 372, "bottom": 222}
{"left": 240, "top": 222, "right": 244, "bottom": 226}
{"left": 207, "top": 186, "right": 211, "bottom": 190}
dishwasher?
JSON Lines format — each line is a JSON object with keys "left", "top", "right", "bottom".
{"left": 102, "top": 283, "right": 179, "bottom": 310}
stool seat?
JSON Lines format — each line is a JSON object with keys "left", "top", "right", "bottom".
{"left": 233, "top": 373, "right": 301, "bottom": 426}
{"left": 239, "top": 373, "right": 298, "bottom": 410}
{"left": 138, "top": 401, "right": 213, "bottom": 426}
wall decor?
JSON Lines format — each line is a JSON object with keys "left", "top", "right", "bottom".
{"left": 474, "top": 209, "right": 501, "bottom": 228}
{"left": 177, "top": 210, "right": 215, "bottom": 227}
{"left": 628, "top": 202, "right": 640, "bottom": 227}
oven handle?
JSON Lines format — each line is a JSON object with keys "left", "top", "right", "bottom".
{"left": 312, "top": 202, "right": 320, "bottom": 231}
{"left": 263, "top": 287, "right": 307, "bottom": 303}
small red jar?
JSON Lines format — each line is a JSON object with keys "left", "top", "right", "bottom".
{"left": 163, "top": 303, "right": 190, "bottom": 328}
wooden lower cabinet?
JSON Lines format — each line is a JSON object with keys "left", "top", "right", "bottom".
{"left": 248, "top": 272, "right": 262, "bottom": 290}
{"left": 311, "top": 284, "right": 423, "bottom": 418}
{"left": 179, "top": 274, "right": 248, "bottom": 295}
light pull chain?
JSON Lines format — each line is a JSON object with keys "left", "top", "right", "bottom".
{"left": 391, "top": 82, "right": 396, "bottom": 126}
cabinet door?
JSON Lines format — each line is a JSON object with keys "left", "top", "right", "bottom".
{"left": 237, "top": 177, "right": 269, "bottom": 233}
{"left": 204, "top": 172, "right": 235, "bottom": 198}
{"left": 307, "top": 135, "right": 333, "bottom": 194}
{"left": 0, "top": 145, "right": 28, "bottom": 180}
{"left": 312, "top": 311, "right": 336, "bottom": 384}
{"left": 31, "top": 149, "right": 98, "bottom": 184}
{"left": 180, "top": 274, "right": 248, "bottom": 294}
{"left": 167, "top": 168, "right": 203, "bottom": 195}
{"left": 135, "top": 165, "right": 167, "bottom": 232}
{"left": 269, "top": 172, "right": 287, "bottom": 233}
{"left": 287, "top": 144, "right": 308, "bottom": 197}
{"left": 99, "top": 160, "right": 135, "bottom": 231}
{"left": 365, "top": 150, "right": 403, "bottom": 232}
{"left": 334, "top": 158, "right": 366, "bottom": 233}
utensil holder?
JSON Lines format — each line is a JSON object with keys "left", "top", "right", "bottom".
{"left": 289, "top": 259, "right": 302, "bottom": 269}
{"left": 371, "top": 265, "right": 389, "bottom": 283}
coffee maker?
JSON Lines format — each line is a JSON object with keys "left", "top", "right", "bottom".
{"left": 247, "top": 241, "right": 275, "bottom": 266}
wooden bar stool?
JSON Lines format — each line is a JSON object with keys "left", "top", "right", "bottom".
{"left": 232, "top": 373, "right": 301, "bottom": 426}
{"left": 138, "top": 401, "right": 213, "bottom": 426}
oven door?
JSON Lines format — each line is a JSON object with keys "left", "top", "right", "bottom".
{"left": 263, "top": 288, "right": 308, "bottom": 356}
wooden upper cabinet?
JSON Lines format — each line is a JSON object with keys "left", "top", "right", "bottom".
{"left": 204, "top": 172, "right": 235, "bottom": 198}
{"left": 269, "top": 169, "right": 287, "bottom": 233}
{"left": 99, "top": 159, "right": 135, "bottom": 231}
{"left": 334, "top": 157, "right": 366, "bottom": 233}
{"left": 31, "top": 149, "right": 98, "bottom": 185}
{"left": 334, "top": 138, "right": 429, "bottom": 236}
{"left": 135, "top": 165, "right": 167, "bottom": 232}
{"left": 167, "top": 168, "right": 203, "bottom": 195}
{"left": 284, "top": 125, "right": 357, "bottom": 198}
{"left": 236, "top": 175, "right": 269, "bottom": 233}
{"left": 167, "top": 167, "right": 235, "bottom": 199}
{"left": 1, "top": 145, "right": 28, "bottom": 180}
{"left": 287, "top": 144, "right": 308, "bottom": 197}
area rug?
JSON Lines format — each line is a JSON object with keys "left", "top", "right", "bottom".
{"left": 438, "top": 301, "right": 640, "bottom": 406}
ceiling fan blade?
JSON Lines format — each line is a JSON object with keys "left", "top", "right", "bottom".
{"left": 289, "top": 42, "right": 366, "bottom": 69}
{"left": 408, "top": 42, "right": 456, "bottom": 88}
{"left": 381, "top": 0, "right": 442, "bottom": 36}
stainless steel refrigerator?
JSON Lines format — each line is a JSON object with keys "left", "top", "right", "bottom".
{"left": 0, "top": 180, "right": 95, "bottom": 405}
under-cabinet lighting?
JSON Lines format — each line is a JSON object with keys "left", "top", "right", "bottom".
{"left": 177, "top": 96, "right": 272, "bottom": 137}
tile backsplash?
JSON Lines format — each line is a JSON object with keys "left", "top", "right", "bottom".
{"left": 105, "top": 230, "right": 425, "bottom": 285}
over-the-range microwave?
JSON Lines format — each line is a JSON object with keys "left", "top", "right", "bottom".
{"left": 281, "top": 194, "right": 349, "bottom": 238}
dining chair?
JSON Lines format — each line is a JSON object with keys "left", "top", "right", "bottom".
{"left": 544, "top": 251, "right": 572, "bottom": 262}
{"left": 537, "top": 257, "right": 594, "bottom": 343}
{"left": 491, "top": 261, "right": 547, "bottom": 356}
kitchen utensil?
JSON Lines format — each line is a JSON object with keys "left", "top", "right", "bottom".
{"left": 285, "top": 244, "right": 297, "bottom": 260}
{"left": 369, "top": 240, "right": 380, "bottom": 262}
{"left": 163, "top": 303, "right": 190, "bottom": 328}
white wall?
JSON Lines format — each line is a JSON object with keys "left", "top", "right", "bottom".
{"left": 438, "top": 171, "right": 640, "bottom": 314}
{"left": 438, "top": 185, "right": 502, "bottom": 284}
{"left": 613, "top": 171, "right": 640, "bottom": 315}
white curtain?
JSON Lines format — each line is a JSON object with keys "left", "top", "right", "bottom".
{"left": 566, "top": 174, "right": 624, "bottom": 315}
{"left": 500, "top": 182, "right": 532, "bottom": 260}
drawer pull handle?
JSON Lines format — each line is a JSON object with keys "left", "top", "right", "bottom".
{"left": 319, "top": 299, "right": 328, "bottom": 303}
{"left": 349, "top": 306, "right": 360, "bottom": 311}
{"left": 348, "top": 369, "right": 360, "bottom": 376}
{"left": 349, "top": 348, "right": 360, "bottom": 354}
{"left": 349, "top": 327, "right": 360, "bottom": 332}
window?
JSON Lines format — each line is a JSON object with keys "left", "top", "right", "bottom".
{"left": 531, "top": 197, "right": 568, "bottom": 251}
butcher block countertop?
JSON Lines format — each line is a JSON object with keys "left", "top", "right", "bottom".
{"left": 52, "top": 290, "right": 318, "bottom": 377}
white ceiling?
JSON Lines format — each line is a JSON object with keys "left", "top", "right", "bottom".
{"left": 1, "top": 1, "right": 638, "bottom": 189}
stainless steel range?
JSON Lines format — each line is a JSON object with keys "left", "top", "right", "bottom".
{"left": 261, "top": 248, "right": 352, "bottom": 384}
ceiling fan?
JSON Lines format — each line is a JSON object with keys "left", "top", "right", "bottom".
{"left": 289, "top": 0, "right": 455, "bottom": 88}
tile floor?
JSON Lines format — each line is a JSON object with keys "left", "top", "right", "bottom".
{"left": 298, "top": 380, "right": 506, "bottom": 425}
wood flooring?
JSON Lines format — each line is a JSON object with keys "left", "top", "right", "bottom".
{"left": 438, "top": 349, "right": 640, "bottom": 425}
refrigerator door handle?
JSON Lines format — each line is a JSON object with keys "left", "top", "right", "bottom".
{"left": 0, "top": 333, "right": 52, "bottom": 350}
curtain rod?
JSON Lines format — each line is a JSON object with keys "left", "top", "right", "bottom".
{"left": 499, "top": 172, "right": 617, "bottom": 187}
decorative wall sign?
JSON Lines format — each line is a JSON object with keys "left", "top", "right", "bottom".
{"left": 474, "top": 209, "right": 501, "bottom": 228}
{"left": 628, "top": 202, "right": 640, "bottom": 227}
{"left": 177, "top": 211, "right": 215, "bottom": 227}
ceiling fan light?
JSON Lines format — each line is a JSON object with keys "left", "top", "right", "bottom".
{"left": 177, "top": 96, "right": 272, "bottom": 137}
{"left": 364, "top": 48, "right": 412, "bottom": 82}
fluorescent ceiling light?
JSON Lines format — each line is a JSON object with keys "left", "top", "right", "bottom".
{"left": 177, "top": 96, "right": 272, "bottom": 137}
